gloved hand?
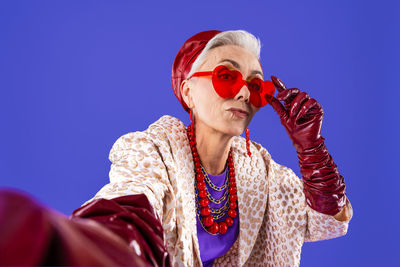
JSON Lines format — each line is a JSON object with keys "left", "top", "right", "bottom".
{"left": 269, "top": 76, "right": 324, "bottom": 152}
{"left": 269, "top": 76, "right": 347, "bottom": 216}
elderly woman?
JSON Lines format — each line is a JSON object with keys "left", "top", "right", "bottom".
{"left": 0, "top": 30, "right": 352, "bottom": 267}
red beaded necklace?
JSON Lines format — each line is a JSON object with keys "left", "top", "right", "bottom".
{"left": 186, "top": 123, "right": 238, "bottom": 235}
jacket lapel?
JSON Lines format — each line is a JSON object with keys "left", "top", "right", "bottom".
{"left": 231, "top": 137, "right": 269, "bottom": 266}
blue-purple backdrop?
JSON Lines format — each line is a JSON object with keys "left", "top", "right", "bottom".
{"left": 1, "top": 0, "right": 398, "bottom": 266}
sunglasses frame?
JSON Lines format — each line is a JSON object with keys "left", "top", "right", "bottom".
{"left": 189, "top": 65, "right": 274, "bottom": 108}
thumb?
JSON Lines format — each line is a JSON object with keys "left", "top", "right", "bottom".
{"left": 269, "top": 96, "right": 287, "bottom": 118}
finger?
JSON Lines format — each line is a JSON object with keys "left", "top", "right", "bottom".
{"left": 269, "top": 96, "right": 287, "bottom": 118}
{"left": 276, "top": 88, "right": 300, "bottom": 101}
{"left": 290, "top": 92, "right": 310, "bottom": 119}
{"left": 295, "top": 98, "right": 320, "bottom": 124}
{"left": 296, "top": 98, "right": 317, "bottom": 122}
{"left": 276, "top": 88, "right": 300, "bottom": 110}
{"left": 271, "top": 75, "right": 287, "bottom": 93}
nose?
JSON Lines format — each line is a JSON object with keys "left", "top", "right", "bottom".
{"left": 234, "top": 84, "right": 251, "bottom": 103}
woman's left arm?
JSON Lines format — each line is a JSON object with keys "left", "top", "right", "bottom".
{"left": 269, "top": 76, "right": 352, "bottom": 220}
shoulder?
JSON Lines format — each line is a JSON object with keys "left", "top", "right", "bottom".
{"left": 109, "top": 115, "right": 187, "bottom": 161}
{"left": 146, "top": 115, "right": 187, "bottom": 141}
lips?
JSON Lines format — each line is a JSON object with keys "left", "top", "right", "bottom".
{"left": 228, "top": 108, "right": 249, "bottom": 118}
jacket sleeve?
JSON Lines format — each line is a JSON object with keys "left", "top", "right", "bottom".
{"left": 304, "top": 197, "right": 352, "bottom": 242}
{"left": 278, "top": 162, "right": 352, "bottom": 242}
{"left": 85, "top": 131, "right": 174, "bottom": 223}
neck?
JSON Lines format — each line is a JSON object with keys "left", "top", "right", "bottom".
{"left": 194, "top": 120, "right": 233, "bottom": 176}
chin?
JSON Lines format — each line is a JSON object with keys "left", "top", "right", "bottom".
{"left": 225, "top": 125, "right": 246, "bottom": 137}
{"left": 217, "top": 115, "right": 249, "bottom": 137}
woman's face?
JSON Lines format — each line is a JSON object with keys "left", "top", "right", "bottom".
{"left": 185, "top": 45, "right": 263, "bottom": 137}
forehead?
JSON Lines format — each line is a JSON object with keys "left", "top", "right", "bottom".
{"left": 200, "top": 45, "right": 262, "bottom": 74}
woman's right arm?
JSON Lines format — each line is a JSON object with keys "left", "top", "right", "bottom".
{"left": 0, "top": 131, "right": 172, "bottom": 266}
{"left": 0, "top": 189, "right": 168, "bottom": 266}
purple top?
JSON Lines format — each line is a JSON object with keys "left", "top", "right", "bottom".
{"left": 196, "top": 168, "right": 240, "bottom": 267}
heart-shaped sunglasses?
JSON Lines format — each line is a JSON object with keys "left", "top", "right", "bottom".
{"left": 189, "top": 65, "right": 275, "bottom": 108}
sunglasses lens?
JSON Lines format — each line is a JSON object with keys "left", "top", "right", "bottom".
{"left": 212, "top": 66, "right": 241, "bottom": 98}
{"left": 248, "top": 80, "right": 275, "bottom": 107}
{"left": 263, "top": 81, "right": 275, "bottom": 101}
{"left": 247, "top": 78, "right": 262, "bottom": 92}
{"left": 264, "top": 94, "right": 273, "bottom": 103}
{"left": 249, "top": 93, "right": 262, "bottom": 107}
{"left": 216, "top": 67, "right": 237, "bottom": 82}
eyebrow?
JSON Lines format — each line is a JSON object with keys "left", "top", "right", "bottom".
{"left": 218, "top": 59, "right": 264, "bottom": 78}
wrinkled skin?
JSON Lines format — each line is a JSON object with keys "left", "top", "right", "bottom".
{"left": 180, "top": 45, "right": 262, "bottom": 175}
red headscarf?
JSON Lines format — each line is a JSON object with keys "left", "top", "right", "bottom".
{"left": 171, "top": 30, "right": 221, "bottom": 112}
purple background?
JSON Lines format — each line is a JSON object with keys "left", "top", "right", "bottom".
{"left": 1, "top": 1, "right": 398, "bottom": 266}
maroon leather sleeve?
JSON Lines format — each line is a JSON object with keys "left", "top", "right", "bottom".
{"left": 0, "top": 189, "right": 170, "bottom": 266}
{"left": 297, "top": 142, "right": 347, "bottom": 216}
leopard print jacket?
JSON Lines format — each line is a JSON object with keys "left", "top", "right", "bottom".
{"left": 85, "top": 115, "right": 352, "bottom": 267}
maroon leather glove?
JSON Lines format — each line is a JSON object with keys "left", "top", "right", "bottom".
{"left": 269, "top": 76, "right": 347, "bottom": 216}
{"left": 0, "top": 189, "right": 170, "bottom": 266}
{"left": 71, "top": 194, "right": 170, "bottom": 267}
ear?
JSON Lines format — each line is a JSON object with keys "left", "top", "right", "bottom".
{"left": 180, "top": 79, "right": 195, "bottom": 109}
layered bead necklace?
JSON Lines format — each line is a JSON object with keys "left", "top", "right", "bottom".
{"left": 187, "top": 124, "right": 238, "bottom": 235}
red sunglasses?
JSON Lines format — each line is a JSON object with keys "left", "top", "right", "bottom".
{"left": 189, "top": 65, "right": 275, "bottom": 108}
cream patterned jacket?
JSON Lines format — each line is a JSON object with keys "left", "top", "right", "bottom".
{"left": 86, "top": 115, "right": 352, "bottom": 267}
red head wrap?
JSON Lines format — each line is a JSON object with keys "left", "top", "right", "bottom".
{"left": 171, "top": 30, "right": 222, "bottom": 112}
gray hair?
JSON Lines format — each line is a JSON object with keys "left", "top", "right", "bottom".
{"left": 187, "top": 30, "right": 261, "bottom": 78}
